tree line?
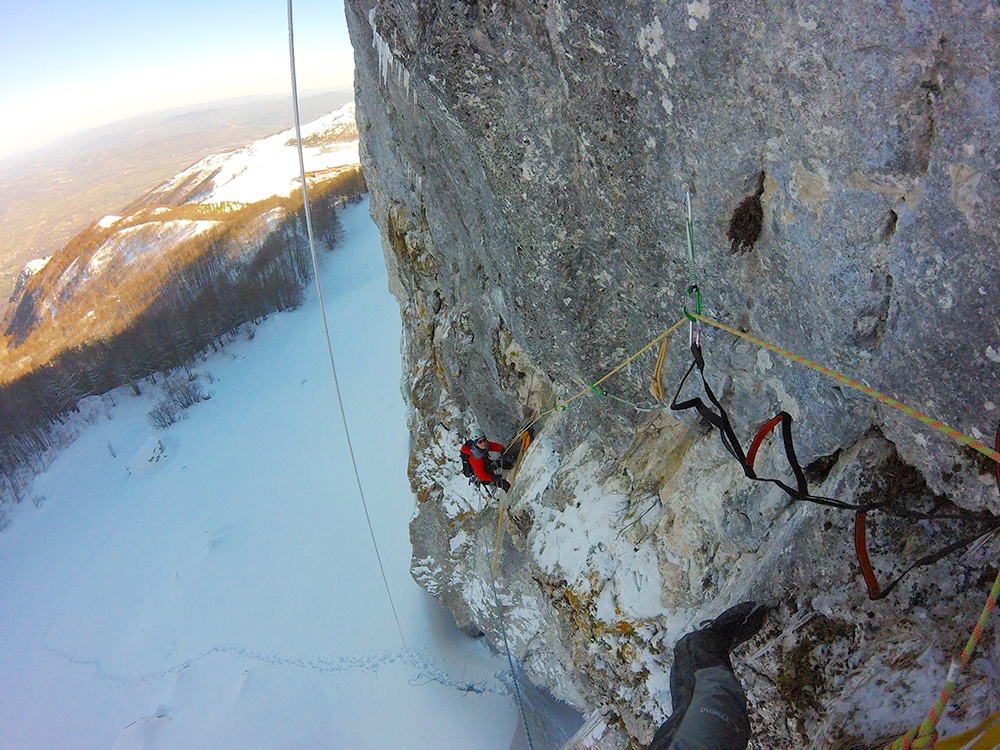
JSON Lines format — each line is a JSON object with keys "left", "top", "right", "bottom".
{"left": 0, "top": 168, "right": 366, "bottom": 501}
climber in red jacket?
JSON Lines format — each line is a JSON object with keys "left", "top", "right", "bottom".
{"left": 461, "top": 435, "right": 511, "bottom": 492}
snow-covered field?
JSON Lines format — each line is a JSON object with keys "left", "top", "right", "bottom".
{"left": 0, "top": 200, "right": 519, "bottom": 750}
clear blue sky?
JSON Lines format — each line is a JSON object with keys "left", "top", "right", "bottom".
{"left": 0, "top": 0, "right": 355, "bottom": 158}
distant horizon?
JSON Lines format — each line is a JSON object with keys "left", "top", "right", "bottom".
{"left": 0, "top": 90, "right": 357, "bottom": 301}
{"left": 0, "top": 88, "right": 355, "bottom": 166}
{"left": 0, "top": 0, "right": 353, "bottom": 160}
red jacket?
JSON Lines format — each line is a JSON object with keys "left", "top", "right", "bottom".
{"left": 461, "top": 440, "right": 504, "bottom": 482}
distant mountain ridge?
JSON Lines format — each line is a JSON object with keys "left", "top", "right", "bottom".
{"left": 0, "top": 91, "right": 353, "bottom": 300}
{"left": 2, "top": 101, "right": 361, "bottom": 368}
{"left": 133, "top": 103, "right": 359, "bottom": 210}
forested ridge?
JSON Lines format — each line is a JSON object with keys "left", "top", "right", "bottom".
{"left": 0, "top": 168, "right": 366, "bottom": 499}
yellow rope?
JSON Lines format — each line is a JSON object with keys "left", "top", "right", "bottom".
{"left": 492, "top": 495, "right": 506, "bottom": 577}
{"left": 502, "top": 317, "right": 688, "bottom": 451}
{"left": 501, "top": 309, "right": 1000, "bottom": 473}
{"left": 503, "top": 309, "right": 1000, "bottom": 472}
{"left": 584, "top": 317, "right": 688, "bottom": 397}
{"left": 492, "top": 432, "right": 531, "bottom": 575}
{"left": 691, "top": 313, "right": 1000, "bottom": 466}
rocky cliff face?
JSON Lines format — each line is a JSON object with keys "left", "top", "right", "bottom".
{"left": 344, "top": 2, "right": 1000, "bottom": 747}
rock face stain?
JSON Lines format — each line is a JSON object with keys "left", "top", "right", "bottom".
{"left": 345, "top": 1, "right": 1000, "bottom": 747}
{"left": 790, "top": 161, "right": 830, "bottom": 221}
{"left": 949, "top": 163, "right": 983, "bottom": 229}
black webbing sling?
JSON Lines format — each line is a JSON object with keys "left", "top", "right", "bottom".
{"left": 670, "top": 344, "right": 1000, "bottom": 600}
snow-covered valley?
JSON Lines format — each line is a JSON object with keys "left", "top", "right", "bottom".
{"left": 0, "top": 200, "right": 521, "bottom": 750}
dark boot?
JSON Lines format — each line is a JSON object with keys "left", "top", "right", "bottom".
{"left": 700, "top": 602, "right": 768, "bottom": 652}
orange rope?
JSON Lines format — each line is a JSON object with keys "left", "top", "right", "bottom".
{"left": 651, "top": 337, "right": 669, "bottom": 402}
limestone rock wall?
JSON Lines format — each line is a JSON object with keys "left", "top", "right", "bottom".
{"left": 345, "top": 1, "right": 1000, "bottom": 747}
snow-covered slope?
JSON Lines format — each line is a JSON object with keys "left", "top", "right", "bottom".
{"left": 7, "top": 256, "right": 51, "bottom": 302}
{"left": 0, "top": 201, "right": 520, "bottom": 750}
{"left": 145, "top": 102, "right": 360, "bottom": 208}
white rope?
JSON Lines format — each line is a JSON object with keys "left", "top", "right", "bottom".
{"left": 286, "top": 0, "right": 407, "bottom": 654}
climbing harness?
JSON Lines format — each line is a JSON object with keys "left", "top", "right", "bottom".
{"left": 461, "top": 446, "right": 508, "bottom": 496}
{"left": 471, "top": 479, "right": 498, "bottom": 507}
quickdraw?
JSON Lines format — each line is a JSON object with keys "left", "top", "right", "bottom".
{"left": 650, "top": 336, "right": 669, "bottom": 402}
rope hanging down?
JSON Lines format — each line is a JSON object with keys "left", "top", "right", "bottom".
{"left": 287, "top": 0, "right": 407, "bottom": 652}
{"left": 473, "top": 485, "right": 536, "bottom": 750}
